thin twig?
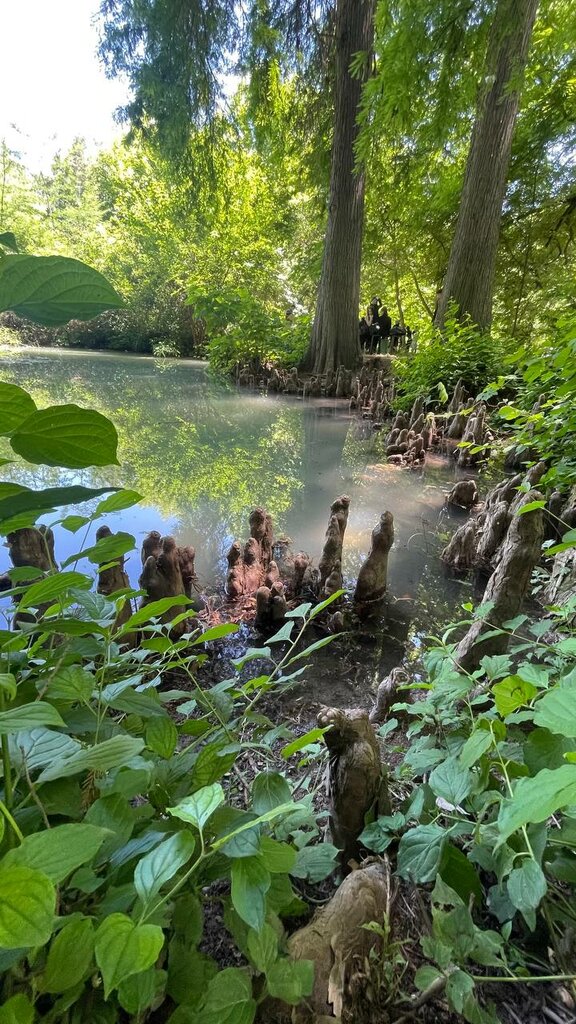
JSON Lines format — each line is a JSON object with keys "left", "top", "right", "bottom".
{"left": 22, "top": 750, "right": 51, "bottom": 830}
{"left": 395, "top": 974, "right": 449, "bottom": 1022}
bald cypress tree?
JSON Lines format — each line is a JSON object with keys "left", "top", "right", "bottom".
{"left": 99, "top": 0, "right": 375, "bottom": 372}
{"left": 302, "top": 0, "right": 375, "bottom": 374}
{"left": 434, "top": 0, "right": 539, "bottom": 331}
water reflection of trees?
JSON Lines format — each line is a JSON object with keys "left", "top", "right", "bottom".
{"left": 0, "top": 352, "right": 305, "bottom": 548}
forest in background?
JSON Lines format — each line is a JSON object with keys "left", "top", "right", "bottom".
{"left": 1, "top": 0, "right": 575, "bottom": 380}
{"left": 3, "top": 2, "right": 576, "bottom": 1021}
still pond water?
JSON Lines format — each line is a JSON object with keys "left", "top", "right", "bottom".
{"left": 0, "top": 348, "right": 473, "bottom": 694}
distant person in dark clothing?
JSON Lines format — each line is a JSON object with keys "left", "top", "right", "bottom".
{"left": 360, "top": 297, "right": 383, "bottom": 352}
{"left": 367, "top": 296, "right": 382, "bottom": 353}
{"left": 378, "top": 306, "right": 392, "bottom": 352}
{"left": 389, "top": 321, "right": 406, "bottom": 352}
{"left": 359, "top": 310, "right": 372, "bottom": 350}
{"left": 369, "top": 296, "right": 381, "bottom": 322}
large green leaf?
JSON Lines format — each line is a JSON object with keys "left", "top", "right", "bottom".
{"left": 247, "top": 922, "right": 278, "bottom": 973}
{"left": 3, "top": 824, "right": 110, "bottom": 883}
{"left": 533, "top": 689, "right": 576, "bottom": 738}
{"left": 45, "top": 665, "right": 95, "bottom": 703}
{"left": 191, "top": 623, "right": 239, "bottom": 644}
{"left": 459, "top": 727, "right": 493, "bottom": 769}
{"left": 290, "top": 844, "right": 339, "bottom": 883}
{"left": 121, "top": 596, "right": 193, "bottom": 630}
{"left": 359, "top": 813, "right": 405, "bottom": 854}
{"left": 0, "top": 485, "right": 118, "bottom": 525}
{"left": 497, "top": 765, "right": 576, "bottom": 843}
{"left": 266, "top": 960, "right": 314, "bottom": 1004}
{"left": 439, "top": 844, "right": 483, "bottom": 905}
{"left": 0, "top": 254, "right": 122, "bottom": 325}
{"left": 94, "top": 913, "right": 164, "bottom": 998}
{"left": 0, "top": 864, "right": 55, "bottom": 948}
{"left": 168, "top": 784, "right": 225, "bottom": 831}
{"left": 0, "top": 702, "right": 65, "bottom": 735}
{"left": 19, "top": 571, "right": 91, "bottom": 610}
{"left": 0, "top": 994, "right": 34, "bottom": 1024}
{"left": 429, "top": 757, "right": 473, "bottom": 808}
{"left": 9, "top": 727, "right": 81, "bottom": 772}
{"left": 492, "top": 675, "right": 537, "bottom": 716}
{"left": 41, "top": 917, "right": 95, "bottom": 993}
{"left": 0, "top": 383, "right": 37, "bottom": 436}
{"left": 134, "top": 832, "right": 196, "bottom": 908}
{"left": 62, "top": 531, "right": 135, "bottom": 568}
{"left": 281, "top": 728, "right": 329, "bottom": 758}
{"left": 95, "top": 489, "right": 143, "bottom": 514}
{"left": 196, "top": 967, "right": 256, "bottom": 1024}
{"left": 0, "top": 674, "right": 17, "bottom": 701}
{"left": 507, "top": 860, "right": 547, "bottom": 913}
{"left": 11, "top": 404, "right": 119, "bottom": 468}
{"left": 259, "top": 836, "right": 298, "bottom": 873}
{"left": 397, "top": 825, "right": 448, "bottom": 883}
{"left": 251, "top": 771, "right": 292, "bottom": 815}
{"left": 37, "top": 735, "right": 145, "bottom": 783}
{"left": 118, "top": 967, "right": 161, "bottom": 1015}
{"left": 190, "top": 742, "right": 239, "bottom": 790}
{"left": 146, "top": 716, "right": 178, "bottom": 759}
{"left": 230, "top": 856, "right": 271, "bottom": 931}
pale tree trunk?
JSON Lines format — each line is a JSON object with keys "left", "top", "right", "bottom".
{"left": 391, "top": 222, "right": 405, "bottom": 326}
{"left": 303, "top": 0, "right": 375, "bottom": 374}
{"left": 435, "top": 0, "right": 539, "bottom": 332}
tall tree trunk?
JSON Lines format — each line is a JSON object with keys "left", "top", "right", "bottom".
{"left": 391, "top": 222, "right": 405, "bottom": 326}
{"left": 303, "top": 0, "right": 375, "bottom": 374}
{"left": 434, "top": 0, "right": 539, "bottom": 332}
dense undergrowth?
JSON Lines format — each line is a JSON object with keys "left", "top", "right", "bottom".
{"left": 1, "top": 246, "right": 576, "bottom": 1023}
{"left": 393, "top": 314, "right": 503, "bottom": 410}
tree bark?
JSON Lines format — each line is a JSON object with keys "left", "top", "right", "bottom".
{"left": 434, "top": 0, "right": 539, "bottom": 332}
{"left": 303, "top": 0, "right": 375, "bottom": 374}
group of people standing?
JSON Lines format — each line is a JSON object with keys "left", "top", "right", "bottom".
{"left": 359, "top": 297, "right": 412, "bottom": 354}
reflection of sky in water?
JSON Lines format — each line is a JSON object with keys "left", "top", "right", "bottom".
{"left": 0, "top": 348, "right": 468, "bottom": 622}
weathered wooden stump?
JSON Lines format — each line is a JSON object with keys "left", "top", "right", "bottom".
{"left": 283, "top": 860, "right": 394, "bottom": 1022}
{"left": 446, "top": 479, "right": 478, "bottom": 510}
{"left": 139, "top": 534, "right": 189, "bottom": 634}
{"left": 319, "top": 495, "right": 350, "bottom": 588}
{"left": 317, "top": 706, "right": 389, "bottom": 872}
{"left": 370, "top": 666, "right": 409, "bottom": 724}
{"left": 455, "top": 492, "right": 545, "bottom": 671}
{"left": 95, "top": 525, "right": 133, "bottom": 633}
{"left": 354, "top": 512, "right": 394, "bottom": 614}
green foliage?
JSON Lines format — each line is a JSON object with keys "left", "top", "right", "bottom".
{"left": 492, "top": 315, "right": 576, "bottom": 487}
{"left": 0, "top": 384, "right": 334, "bottom": 1017}
{"left": 0, "top": 255, "right": 122, "bottom": 326}
{"left": 368, "top": 599, "right": 576, "bottom": 1019}
{"left": 0, "top": 259, "right": 336, "bottom": 1019}
{"left": 195, "top": 288, "right": 310, "bottom": 372}
{"left": 394, "top": 312, "right": 502, "bottom": 408}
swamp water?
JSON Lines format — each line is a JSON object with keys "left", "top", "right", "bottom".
{"left": 0, "top": 348, "right": 474, "bottom": 702}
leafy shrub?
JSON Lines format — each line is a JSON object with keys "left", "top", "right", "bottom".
{"left": 362, "top": 596, "right": 576, "bottom": 1023}
{"left": 0, "top": 286, "right": 205, "bottom": 359}
{"left": 191, "top": 287, "right": 310, "bottom": 372}
{"left": 492, "top": 314, "right": 576, "bottom": 488}
{"left": 0, "top": 377, "right": 347, "bottom": 1020}
{"left": 0, "top": 247, "right": 341, "bottom": 1021}
{"left": 394, "top": 311, "right": 503, "bottom": 408}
